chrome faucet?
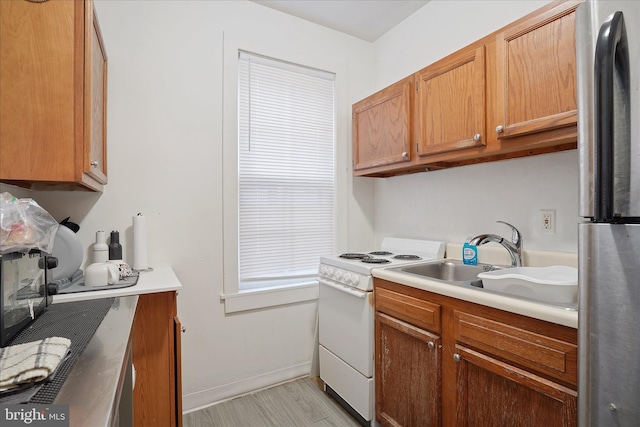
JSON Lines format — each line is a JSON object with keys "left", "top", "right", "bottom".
{"left": 468, "top": 221, "right": 523, "bottom": 267}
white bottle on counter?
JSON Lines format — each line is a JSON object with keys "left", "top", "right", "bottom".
{"left": 93, "top": 231, "right": 109, "bottom": 263}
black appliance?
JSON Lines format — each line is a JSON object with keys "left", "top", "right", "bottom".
{"left": 0, "top": 250, "right": 58, "bottom": 347}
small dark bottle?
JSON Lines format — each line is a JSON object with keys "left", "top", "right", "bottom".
{"left": 109, "top": 230, "right": 123, "bottom": 260}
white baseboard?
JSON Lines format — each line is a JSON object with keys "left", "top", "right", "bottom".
{"left": 182, "top": 362, "right": 312, "bottom": 414}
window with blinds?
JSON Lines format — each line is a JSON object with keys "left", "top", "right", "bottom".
{"left": 238, "top": 51, "right": 336, "bottom": 291}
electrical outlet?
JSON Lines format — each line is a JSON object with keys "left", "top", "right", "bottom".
{"left": 540, "top": 209, "right": 556, "bottom": 234}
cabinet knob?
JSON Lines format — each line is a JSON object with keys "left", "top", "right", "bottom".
{"left": 453, "top": 354, "right": 461, "bottom": 363}
{"left": 401, "top": 151, "right": 408, "bottom": 159}
{"left": 473, "top": 133, "right": 481, "bottom": 142}
{"left": 181, "top": 326, "right": 186, "bottom": 333}
{"left": 495, "top": 125, "right": 504, "bottom": 134}
{"left": 428, "top": 342, "right": 435, "bottom": 350}
{"left": 90, "top": 161, "right": 99, "bottom": 167}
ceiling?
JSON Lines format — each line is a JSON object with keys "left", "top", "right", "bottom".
{"left": 250, "top": 0, "right": 430, "bottom": 42}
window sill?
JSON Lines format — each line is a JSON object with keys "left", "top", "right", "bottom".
{"left": 220, "top": 281, "right": 318, "bottom": 313}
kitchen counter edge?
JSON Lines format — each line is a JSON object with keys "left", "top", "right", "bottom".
{"left": 52, "top": 267, "right": 182, "bottom": 303}
{"left": 372, "top": 266, "right": 578, "bottom": 329}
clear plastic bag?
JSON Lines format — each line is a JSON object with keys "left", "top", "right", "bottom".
{"left": 0, "top": 192, "right": 59, "bottom": 254}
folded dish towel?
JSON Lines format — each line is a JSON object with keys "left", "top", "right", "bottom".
{"left": 0, "top": 337, "right": 71, "bottom": 391}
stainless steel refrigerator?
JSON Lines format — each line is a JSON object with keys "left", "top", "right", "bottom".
{"left": 577, "top": 0, "right": 640, "bottom": 425}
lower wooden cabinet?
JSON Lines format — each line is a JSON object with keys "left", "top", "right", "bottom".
{"left": 455, "top": 345, "right": 577, "bottom": 427}
{"left": 374, "top": 279, "right": 577, "bottom": 427}
{"left": 132, "top": 291, "right": 183, "bottom": 427}
{"left": 376, "top": 312, "right": 441, "bottom": 426}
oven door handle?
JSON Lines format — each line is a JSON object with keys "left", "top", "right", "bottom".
{"left": 318, "top": 277, "right": 368, "bottom": 299}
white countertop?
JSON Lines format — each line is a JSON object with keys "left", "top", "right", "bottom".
{"left": 373, "top": 264, "right": 578, "bottom": 329}
{"left": 53, "top": 267, "right": 182, "bottom": 303}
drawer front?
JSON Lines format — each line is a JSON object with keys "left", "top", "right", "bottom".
{"left": 375, "top": 287, "right": 441, "bottom": 333}
{"left": 453, "top": 311, "right": 577, "bottom": 386}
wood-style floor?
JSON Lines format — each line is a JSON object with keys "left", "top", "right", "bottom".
{"left": 183, "top": 378, "right": 361, "bottom": 427}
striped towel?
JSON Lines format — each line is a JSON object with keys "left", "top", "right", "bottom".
{"left": 0, "top": 337, "right": 71, "bottom": 391}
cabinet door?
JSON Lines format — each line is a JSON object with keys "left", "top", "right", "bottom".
{"left": 416, "top": 45, "right": 486, "bottom": 157}
{"left": 0, "top": 0, "right": 78, "bottom": 182}
{"left": 352, "top": 76, "right": 413, "bottom": 174}
{"left": 0, "top": 0, "right": 107, "bottom": 191}
{"left": 133, "top": 292, "right": 180, "bottom": 427}
{"left": 454, "top": 345, "right": 577, "bottom": 427}
{"left": 376, "top": 312, "right": 441, "bottom": 427}
{"left": 494, "top": 1, "right": 579, "bottom": 140}
{"left": 84, "top": 2, "right": 108, "bottom": 184}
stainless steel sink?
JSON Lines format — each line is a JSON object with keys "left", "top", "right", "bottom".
{"left": 392, "top": 259, "right": 496, "bottom": 285}
{"left": 396, "top": 259, "right": 493, "bottom": 283}
{"left": 388, "top": 259, "right": 577, "bottom": 311}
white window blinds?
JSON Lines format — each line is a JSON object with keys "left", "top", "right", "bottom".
{"left": 238, "top": 51, "right": 336, "bottom": 291}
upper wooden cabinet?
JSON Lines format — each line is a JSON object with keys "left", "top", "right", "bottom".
{"left": 415, "top": 45, "right": 486, "bottom": 158}
{"left": 352, "top": 76, "right": 414, "bottom": 176}
{"left": 353, "top": 0, "right": 580, "bottom": 177}
{"left": 493, "top": 1, "right": 579, "bottom": 142}
{"left": 0, "top": 0, "right": 108, "bottom": 191}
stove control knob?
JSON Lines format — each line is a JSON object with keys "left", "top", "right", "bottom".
{"left": 333, "top": 270, "right": 343, "bottom": 281}
{"left": 343, "top": 272, "right": 353, "bottom": 284}
{"left": 321, "top": 265, "right": 333, "bottom": 277}
{"left": 347, "top": 274, "right": 359, "bottom": 286}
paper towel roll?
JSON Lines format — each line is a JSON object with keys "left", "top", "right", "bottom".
{"left": 132, "top": 213, "right": 148, "bottom": 270}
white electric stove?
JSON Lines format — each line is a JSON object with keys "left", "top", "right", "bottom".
{"left": 317, "top": 238, "right": 445, "bottom": 425}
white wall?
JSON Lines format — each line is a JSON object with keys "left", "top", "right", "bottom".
{"left": 0, "top": 0, "right": 375, "bottom": 412}
{"left": 371, "top": 0, "right": 580, "bottom": 254}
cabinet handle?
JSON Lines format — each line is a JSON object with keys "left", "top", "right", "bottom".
{"left": 495, "top": 125, "right": 504, "bottom": 134}
{"left": 428, "top": 342, "right": 435, "bottom": 350}
{"left": 453, "top": 354, "right": 461, "bottom": 363}
{"left": 401, "top": 151, "right": 408, "bottom": 159}
{"left": 90, "top": 161, "right": 99, "bottom": 167}
{"left": 473, "top": 133, "right": 481, "bottom": 141}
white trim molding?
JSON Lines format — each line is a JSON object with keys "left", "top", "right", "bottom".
{"left": 220, "top": 281, "right": 319, "bottom": 313}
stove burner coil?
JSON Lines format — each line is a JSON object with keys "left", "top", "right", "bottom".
{"left": 339, "top": 253, "right": 371, "bottom": 260}
{"left": 361, "top": 258, "right": 391, "bottom": 264}
{"left": 369, "top": 251, "right": 393, "bottom": 256}
{"left": 393, "top": 254, "right": 422, "bottom": 260}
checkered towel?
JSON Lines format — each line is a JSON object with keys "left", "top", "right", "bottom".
{"left": 0, "top": 337, "right": 71, "bottom": 391}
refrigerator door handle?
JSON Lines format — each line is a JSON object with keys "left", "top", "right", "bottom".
{"left": 593, "top": 11, "right": 630, "bottom": 222}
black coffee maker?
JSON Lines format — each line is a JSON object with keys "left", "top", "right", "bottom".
{"left": 0, "top": 250, "right": 58, "bottom": 347}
